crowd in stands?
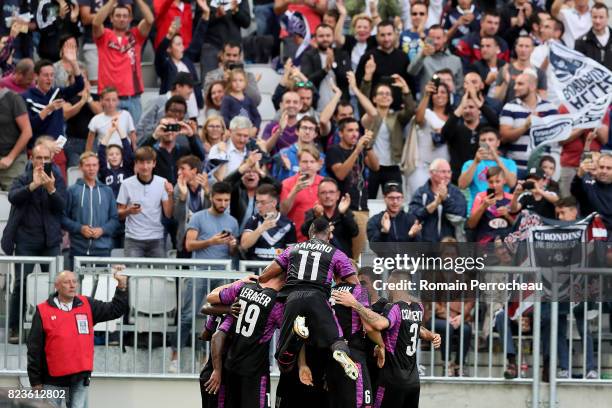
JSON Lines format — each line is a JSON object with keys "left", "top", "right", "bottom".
{"left": 1, "top": 0, "right": 612, "bottom": 379}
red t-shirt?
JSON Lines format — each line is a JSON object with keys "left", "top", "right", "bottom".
{"left": 280, "top": 174, "right": 323, "bottom": 242}
{"left": 153, "top": 0, "right": 193, "bottom": 49}
{"left": 559, "top": 105, "right": 609, "bottom": 167}
{"left": 96, "top": 27, "right": 146, "bottom": 97}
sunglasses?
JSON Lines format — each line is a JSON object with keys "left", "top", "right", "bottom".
{"left": 412, "top": 12, "right": 426, "bottom": 16}
{"left": 295, "top": 81, "right": 314, "bottom": 89}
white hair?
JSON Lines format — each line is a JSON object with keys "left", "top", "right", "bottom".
{"left": 429, "top": 158, "right": 449, "bottom": 172}
{"left": 229, "top": 116, "right": 253, "bottom": 130}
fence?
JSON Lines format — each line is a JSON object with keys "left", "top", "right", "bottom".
{"left": 0, "top": 257, "right": 609, "bottom": 407}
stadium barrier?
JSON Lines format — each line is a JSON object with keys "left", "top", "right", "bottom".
{"left": 0, "top": 258, "right": 609, "bottom": 406}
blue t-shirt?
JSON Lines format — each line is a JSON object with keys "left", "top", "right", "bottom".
{"left": 462, "top": 158, "right": 517, "bottom": 214}
{"left": 186, "top": 209, "right": 239, "bottom": 259}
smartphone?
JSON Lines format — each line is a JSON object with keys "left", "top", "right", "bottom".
{"left": 583, "top": 151, "right": 593, "bottom": 161}
{"left": 486, "top": 188, "right": 495, "bottom": 197}
{"left": 523, "top": 181, "right": 535, "bottom": 190}
{"left": 49, "top": 88, "right": 61, "bottom": 104}
{"left": 299, "top": 173, "right": 309, "bottom": 182}
{"left": 132, "top": 202, "right": 141, "bottom": 209}
{"left": 265, "top": 212, "right": 275, "bottom": 220}
{"left": 221, "top": 230, "right": 231, "bottom": 237}
{"left": 43, "top": 162, "right": 52, "bottom": 176}
{"left": 173, "top": 16, "right": 181, "bottom": 29}
{"left": 425, "top": 37, "right": 435, "bottom": 46}
{"left": 431, "top": 73, "right": 441, "bottom": 88}
{"left": 56, "top": 135, "right": 67, "bottom": 149}
{"left": 164, "top": 123, "right": 181, "bottom": 132}
{"left": 479, "top": 142, "right": 489, "bottom": 150}
{"left": 379, "top": 76, "right": 393, "bottom": 85}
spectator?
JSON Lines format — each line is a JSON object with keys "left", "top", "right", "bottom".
{"left": 367, "top": 181, "right": 422, "bottom": 243}
{"left": 154, "top": 3, "right": 210, "bottom": 119}
{"left": 97, "top": 124, "right": 134, "bottom": 197}
{"left": 87, "top": 86, "right": 137, "bottom": 151}
{"left": 116, "top": 146, "right": 174, "bottom": 258}
{"left": 463, "top": 71, "right": 503, "bottom": 118}
{"left": 32, "top": 0, "right": 79, "bottom": 61}
{"left": 467, "top": 167, "right": 514, "bottom": 243}
{"left": 455, "top": 10, "right": 510, "bottom": 71}
{"left": 301, "top": 24, "right": 350, "bottom": 110}
{"left": 539, "top": 155, "right": 561, "bottom": 193}
{"left": 531, "top": 17, "right": 564, "bottom": 107}
{"left": 171, "top": 181, "right": 239, "bottom": 371}
{"left": 494, "top": 36, "right": 547, "bottom": 103}
{"left": 0, "top": 87, "right": 32, "bottom": 190}
{"left": 301, "top": 177, "right": 358, "bottom": 258}
{"left": 241, "top": 184, "right": 296, "bottom": 260}
{"left": 27, "top": 270, "right": 128, "bottom": 405}
{"left": 458, "top": 127, "right": 518, "bottom": 213}
{"left": 200, "top": 0, "right": 251, "bottom": 77}
{"left": 93, "top": 0, "right": 154, "bottom": 123}
{"left": 400, "top": 0, "right": 444, "bottom": 33}
{"left": 280, "top": 144, "right": 324, "bottom": 241}
{"left": 272, "top": 116, "right": 327, "bottom": 181}
{"left": 262, "top": 91, "right": 302, "bottom": 154}
{"left": 571, "top": 154, "right": 612, "bottom": 233}
{"left": 408, "top": 24, "right": 463, "bottom": 95}
{"left": 335, "top": 5, "right": 376, "bottom": 71}
{"left": 141, "top": 96, "right": 205, "bottom": 185}
{"left": 444, "top": 0, "right": 481, "bottom": 45}
{"left": 22, "top": 56, "right": 84, "bottom": 154}
{"left": 137, "top": 73, "right": 197, "bottom": 144}
{"left": 174, "top": 155, "right": 210, "bottom": 259}
{"left": 355, "top": 21, "right": 410, "bottom": 111}
{"left": 0, "top": 58, "right": 34, "bottom": 93}
{"left": 441, "top": 91, "right": 499, "bottom": 185}
{"left": 203, "top": 80, "right": 225, "bottom": 120}
{"left": 62, "top": 152, "right": 120, "bottom": 267}
{"left": 224, "top": 152, "right": 279, "bottom": 233}
{"left": 203, "top": 42, "right": 261, "bottom": 107}
{"left": 208, "top": 116, "right": 252, "bottom": 181}
{"left": 52, "top": 35, "right": 81, "bottom": 88}
{"left": 408, "top": 79, "right": 451, "bottom": 196}
{"left": 409, "top": 159, "right": 467, "bottom": 242}
{"left": 2, "top": 143, "right": 66, "bottom": 343}
{"left": 274, "top": 0, "right": 326, "bottom": 40}
{"left": 470, "top": 36, "right": 506, "bottom": 99}
{"left": 399, "top": 1, "right": 428, "bottom": 64}
{"left": 220, "top": 68, "right": 262, "bottom": 131}
{"left": 551, "top": 0, "right": 591, "bottom": 49}
{"left": 270, "top": 74, "right": 319, "bottom": 121}
{"left": 510, "top": 167, "right": 559, "bottom": 218}
{"left": 498, "top": 0, "right": 537, "bottom": 49}
{"left": 63, "top": 67, "right": 102, "bottom": 168}
{"left": 254, "top": 0, "right": 279, "bottom": 40}
{"left": 200, "top": 116, "right": 227, "bottom": 155}
{"left": 575, "top": 3, "right": 612, "bottom": 70}
{"left": 361, "top": 74, "right": 416, "bottom": 198}
{"left": 319, "top": 91, "right": 356, "bottom": 149}
{"left": 326, "top": 118, "right": 379, "bottom": 257}
{"left": 153, "top": 0, "right": 193, "bottom": 49}
{"left": 0, "top": 22, "right": 20, "bottom": 76}
{"left": 499, "top": 71, "right": 559, "bottom": 177}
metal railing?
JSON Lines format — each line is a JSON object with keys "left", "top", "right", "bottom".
{"left": 0, "top": 257, "right": 609, "bottom": 407}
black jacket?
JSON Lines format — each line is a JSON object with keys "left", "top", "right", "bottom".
{"left": 2, "top": 163, "right": 66, "bottom": 254}
{"left": 142, "top": 135, "right": 206, "bottom": 185}
{"left": 301, "top": 208, "right": 359, "bottom": 258}
{"left": 575, "top": 28, "right": 612, "bottom": 70}
{"left": 223, "top": 170, "right": 280, "bottom": 230}
{"left": 27, "top": 290, "right": 129, "bottom": 387}
{"left": 300, "top": 46, "right": 351, "bottom": 100}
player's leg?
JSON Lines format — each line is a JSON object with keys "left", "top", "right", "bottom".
{"left": 373, "top": 383, "right": 405, "bottom": 408}
{"left": 276, "top": 297, "right": 309, "bottom": 373}
{"left": 403, "top": 383, "right": 420, "bottom": 408}
{"left": 355, "top": 349, "right": 373, "bottom": 408}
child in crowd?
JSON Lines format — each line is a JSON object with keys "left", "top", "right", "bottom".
{"left": 87, "top": 86, "right": 137, "bottom": 151}
{"left": 97, "top": 119, "right": 134, "bottom": 198}
{"left": 220, "top": 68, "right": 261, "bottom": 134}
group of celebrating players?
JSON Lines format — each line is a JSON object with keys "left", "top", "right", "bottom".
{"left": 197, "top": 217, "right": 441, "bottom": 408}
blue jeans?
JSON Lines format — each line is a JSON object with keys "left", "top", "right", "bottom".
{"left": 119, "top": 95, "right": 142, "bottom": 124}
{"left": 254, "top": 3, "right": 278, "bottom": 36}
{"left": 174, "top": 277, "right": 209, "bottom": 350}
{"left": 65, "top": 138, "right": 88, "bottom": 168}
{"left": 124, "top": 238, "right": 165, "bottom": 258}
{"left": 494, "top": 309, "right": 517, "bottom": 357}
{"left": 433, "top": 318, "right": 472, "bottom": 364}
{"left": 44, "top": 382, "right": 89, "bottom": 408}
{"left": 541, "top": 303, "right": 596, "bottom": 371}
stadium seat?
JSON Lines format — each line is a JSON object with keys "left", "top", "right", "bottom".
{"left": 67, "top": 166, "right": 82, "bottom": 186}
{"left": 259, "top": 95, "right": 277, "bottom": 122}
{"left": 93, "top": 274, "right": 120, "bottom": 332}
{"left": 128, "top": 277, "right": 177, "bottom": 333}
{"left": 0, "top": 191, "right": 10, "bottom": 221}
{"left": 246, "top": 64, "right": 281, "bottom": 93}
{"left": 25, "top": 272, "right": 50, "bottom": 322}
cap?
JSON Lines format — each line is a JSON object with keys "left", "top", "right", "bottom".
{"left": 173, "top": 72, "right": 195, "bottom": 88}
{"left": 382, "top": 181, "right": 402, "bottom": 196}
{"left": 526, "top": 167, "right": 544, "bottom": 180}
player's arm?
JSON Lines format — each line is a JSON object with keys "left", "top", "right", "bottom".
{"left": 259, "top": 261, "right": 283, "bottom": 283}
{"left": 206, "top": 275, "right": 257, "bottom": 304}
{"left": 332, "top": 291, "right": 390, "bottom": 331}
{"left": 342, "top": 274, "right": 360, "bottom": 285}
{"left": 200, "top": 303, "right": 232, "bottom": 316}
{"left": 420, "top": 326, "right": 441, "bottom": 349}
{"left": 205, "top": 328, "right": 229, "bottom": 394}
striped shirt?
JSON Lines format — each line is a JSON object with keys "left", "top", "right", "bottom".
{"left": 500, "top": 97, "right": 558, "bottom": 170}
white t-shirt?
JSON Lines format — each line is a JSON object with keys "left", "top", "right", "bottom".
{"left": 596, "top": 27, "right": 610, "bottom": 47}
{"left": 559, "top": 7, "right": 592, "bottom": 49}
{"left": 88, "top": 110, "right": 135, "bottom": 147}
{"left": 116, "top": 175, "right": 169, "bottom": 240}
{"left": 373, "top": 122, "right": 393, "bottom": 166}
{"left": 531, "top": 42, "right": 561, "bottom": 108}
{"left": 416, "top": 109, "right": 450, "bottom": 167}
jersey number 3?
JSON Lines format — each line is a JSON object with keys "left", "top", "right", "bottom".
{"left": 297, "top": 250, "right": 321, "bottom": 280}
{"left": 405, "top": 322, "right": 419, "bottom": 356}
{"left": 236, "top": 300, "right": 261, "bottom": 338}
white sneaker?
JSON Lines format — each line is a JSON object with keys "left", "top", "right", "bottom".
{"left": 168, "top": 359, "right": 178, "bottom": 374}
{"left": 557, "top": 369, "right": 569, "bottom": 379}
{"left": 293, "top": 316, "right": 309, "bottom": 339}
{"left": 418, "top": 365, "right": 426, "bottom": 376}
{"left": 586, "top": 370, "right": 598, "bottom": 379}
{"left": 333, "top": 350, "right": 359, "bottom": 381}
